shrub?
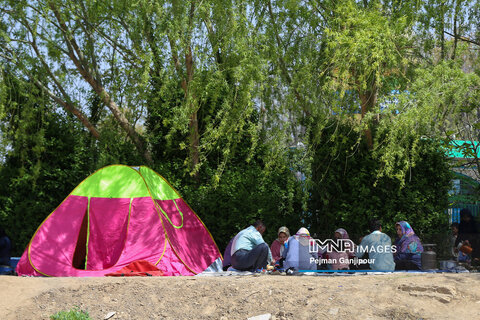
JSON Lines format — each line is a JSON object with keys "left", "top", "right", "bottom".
{"left": 50, "top": 307, "right": 91, "bottom": 320}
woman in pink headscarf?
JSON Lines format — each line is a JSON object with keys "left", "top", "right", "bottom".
{"left": 270, "top": 226, "right": 290, "bottom": 262}
{"left": 328, "top": 228, "right": 355, "bottom": 270}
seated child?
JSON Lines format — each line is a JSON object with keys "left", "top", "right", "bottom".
{"left": 270, "top": 226, "right": 290, "bottom": 266}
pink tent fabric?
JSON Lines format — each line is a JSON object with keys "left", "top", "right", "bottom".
{"left": 16, "top": 166, "right": 221, "bottom": 277}
{"left": 157, "top": 199, "right": 221, "bottom": 274}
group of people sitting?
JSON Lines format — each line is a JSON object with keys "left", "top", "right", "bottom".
{"left": 222, "top": 219, "right": 427, "bottom": 272}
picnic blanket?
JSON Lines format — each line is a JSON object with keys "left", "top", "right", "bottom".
{"left": 195, "top": 266, "right": 469, "bottom": 277}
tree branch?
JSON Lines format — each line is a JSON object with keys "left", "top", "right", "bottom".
{"left": 31, "top": 77, "right": 101, "bottom": 139}
{"left": 267, "top": 0, "right": 310, "bottom": 116}
{"left": 21, "top": 17, "right": 100, "bottom": 139}
{"left": 444, "top": 30, "right": 480, "bottom": 47}
{"left": 48, "top": 1, "right": 152, "bottom": 163}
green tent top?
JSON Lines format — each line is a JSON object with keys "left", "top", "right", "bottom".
{"left": 71, "top": 165, "right": 179, "bottom": 200}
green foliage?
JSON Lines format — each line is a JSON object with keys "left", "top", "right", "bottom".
{"left": 308, "top": 119, "right": 452, "bottom": 241}
{"left": 182, "top": 161, "right": 305, "bottom": 253}
{"left": 0, "top": 113, "right": 96, "bottom": 255}
{"left": 449, "top": 172, "right": 480, "bottom": 204}
{"left": 50, "top": 307, "right": 91, "bottom": 320}
{"left": 0, "top": 0, "right": 477, "bottom": 258}
{"left": 148, "top": 99, "right": 307, "bottom": 251}
{"left": 323, "top": 0, "right": 411, "bottom": 96}
{"left": 376, "top": 61, "right": 480, "bottom": 182}
{"left": 0, "top": 72, "right": 125, "bottom": 255}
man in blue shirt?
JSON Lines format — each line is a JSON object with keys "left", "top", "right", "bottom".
{"left": 356, "top": 220, "right": 395, "bottom": 271}
{"left": 231, "top": 220, "right": 272, "bottom": 271}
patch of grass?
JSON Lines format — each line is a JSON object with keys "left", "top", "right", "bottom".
{"left": 50, "top": 307, "right": 91, "bottom": 320}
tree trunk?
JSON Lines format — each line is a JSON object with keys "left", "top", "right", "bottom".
{"left": 359, "top": 88, "right": 377, "bottom": 150}
{"left": 185, "top": 2, "right": 200, "bottom": 178}
{"left": 49, "top": 3, "right": 152, "bottom": 164}
{"left": 440, "top": 2, "right": 445, "bottom": 60}
{"left": 185, "top": 45, "right": 200, "bottom": 177}
{"left": 452, "top": 0, "right": 460, "bottom": 60}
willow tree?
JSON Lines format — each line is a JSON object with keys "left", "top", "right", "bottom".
{"left": 0, "top": 0, "right": 154, "bottom": 162}
{"left": 320, "top": 0, "right": 416, "bottom": 149}
{"left": 143, "top": 0, "right": 267, "bottom": 179}
{"left": 0, "top": 0, "right": 269, "bottom": 173}
{"left": 374, "top": 0, "right": 480, "bottom": 182}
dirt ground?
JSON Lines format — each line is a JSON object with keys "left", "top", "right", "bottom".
{"left": 1, "top": 273, "right": 480, "bottom": 320}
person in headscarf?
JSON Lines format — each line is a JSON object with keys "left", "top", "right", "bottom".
{"left": 458, "top": 209, "right": 478, "bottom": 235}
{"left": 282, "top": 227, "right": 318, "bottom": 271}
{"left": 394, "top": 221, "right": 423, "bottom": 270}
{"left": 270, "top": 226, "right": 290, "bottom": 262}
{"left": 328, "top": 228, "right": 355, "bottom": 270}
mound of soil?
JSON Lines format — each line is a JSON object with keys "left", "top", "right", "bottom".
{"left": 1, "top": 273, "right": 480, "bottom": 319}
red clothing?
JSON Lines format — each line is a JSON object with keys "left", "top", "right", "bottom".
{"left": 270, "top": 239, "right": 283, "bottom": 261}
{"left": 329, "top": 228, "right": 354, "bottom": 270}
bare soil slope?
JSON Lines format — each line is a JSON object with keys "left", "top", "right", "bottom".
{"left": 1, "top": 273, "right": 480, "bottom": 320}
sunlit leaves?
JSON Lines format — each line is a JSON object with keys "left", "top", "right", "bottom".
{"left": 323, "top": 0, "right": 410, "bottom": 98}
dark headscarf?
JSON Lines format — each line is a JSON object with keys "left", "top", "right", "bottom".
{"left": 459, "top": 209, "right": 478, "bottom": 234}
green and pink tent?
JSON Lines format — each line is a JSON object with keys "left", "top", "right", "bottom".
{"left": 16, "top": 165, "right": 222, "bottom": 277}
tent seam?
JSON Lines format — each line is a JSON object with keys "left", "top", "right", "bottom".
{"left": 84, "top": 197, "right": 91, "bottom": 270}
{"left": 140, "top": 166, "right": 223, "bottom": 260}
{"left": 137, "top": 166, "right": 198, "bottom": 275}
